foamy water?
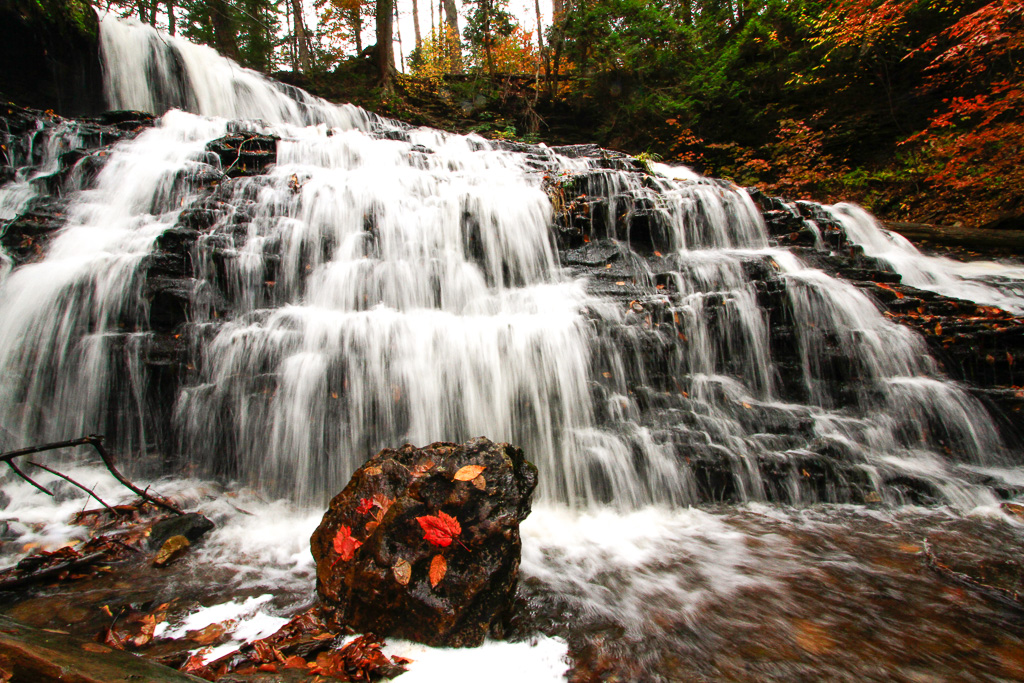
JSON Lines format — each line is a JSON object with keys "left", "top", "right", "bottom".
{"left": 826, "top": 202, "right": 1024, "bottom": 313}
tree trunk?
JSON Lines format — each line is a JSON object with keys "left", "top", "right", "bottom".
{"left": 166, "top": 0, "right": 175, "bottom": 35}
{"left": 344, "top": 2, "right": 363, "bottom": 54}
{"left": 209, "top": 0, "right": 241, "bottom": 61}
{"left": 548, "top": 0, "right": 566, "bottom": 97}
{"left": 534, "top": 0, "right": 547, "bottom": 78}
{"left": 443, "top": 0, "right": 462, "bottom": 72}
{"left": 411, "top": 0, "right": 422, "bottom": 49}
{"left": 285, "top": 0, "right": 296, "bottom": 70}
{"left": 483, "top": 0, "right": 494, "bottom": 76}
{"left": 290, "top": 0, "right": 311, "bottom": 72}
{"left": 394, "top": 0, "right": 404, "bottom": 71}
{"left": 376, "top": 0, "right": 395, "bottom": 86}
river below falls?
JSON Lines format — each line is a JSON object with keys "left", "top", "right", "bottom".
{"left": 2, "top": 464, "right": 1024, "bottom": 682}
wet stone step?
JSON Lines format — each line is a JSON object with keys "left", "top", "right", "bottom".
{"left": 0, "top": 614, "right": 206, "bottom": 683}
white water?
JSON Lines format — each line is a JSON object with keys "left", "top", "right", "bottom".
{"left": 0, "top": 17, "right": 1022, "bottom": 682}
{"left": 0, "top": 117, "right": 86, "bottom": 223}
{"left": 0, "top": 17, "right": 1020, "bottom": 512}
{"left": 826, "top": 202, "right": 1024, "bottom": 314}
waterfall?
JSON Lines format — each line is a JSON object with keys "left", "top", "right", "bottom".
{"left": 825, "top": 202, "right": 1024, "bottom": 314}
{"left": 0, "top": 17, "right": 1018, "bottom": 509}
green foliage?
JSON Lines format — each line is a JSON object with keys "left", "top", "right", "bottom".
{"left": 179, "top": 0, "right": 282, "bottom": 71}
{"left": 24, "top": 0, "right": 97, "bottom": 38}
{"left": 81, "top": 0, "right": 1024, "bottom": 227}
{"left": 634, "top": 150, "right": 662, "bottom": 174}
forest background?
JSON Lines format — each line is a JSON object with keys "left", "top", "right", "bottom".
{"left": 63, "top": 0, "right": 1024, "bottom": 229}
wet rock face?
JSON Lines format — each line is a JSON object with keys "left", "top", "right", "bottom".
{"left": 0, "top": 1, "right": 105, "bottom": 116}
{"left": 310, "top": 437, "right": 538, "bottom": 647}
{"left": 0, "top": 106, "right": 156, "bottom": 268}
{"left": 205, "top": 132, "right": 279, "bottom": 177}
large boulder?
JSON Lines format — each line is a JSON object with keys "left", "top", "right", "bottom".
{"left": 310, "top": 437, "right": 538, "bottom": 647}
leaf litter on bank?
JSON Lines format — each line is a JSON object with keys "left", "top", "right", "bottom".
{"left": 0, "top": 497, "right": 194, "bottom": 592}
{"left": 179, "top": 607, "right": 410, "bottom": 681}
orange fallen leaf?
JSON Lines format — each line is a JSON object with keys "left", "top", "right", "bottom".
{"left": 372, "top": 493, "right": 394, "bottom": 513}
{"left": 875, "top": 282, "right": 904, "bottom": 299}
{"left": 394, "top": 559, "right": 412, "bottom": 585}
{"left": 189, "top": 622, "right": 228, "bottom": 646}
{"left": 132, "top": 614, "right": 157, "bottom": 647}
{"left": 81, "top": 643, "right": 112, "bottom": 654}
{"left": 793, "top": 619, "right": 835, "bottom": 654}
{"left": 283, "top": 655, "right": 307, "bottom": 669}
{"left": 409, "top": 459, "right": 435, "bottom": 478}
{"left": 429, "top": 555, "right": 447, "bottom": 588}
{"left": 453, "top": 465, "right": 486, "bottom": 481}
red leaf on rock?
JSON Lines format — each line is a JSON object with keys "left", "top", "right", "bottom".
{"left": 332, "top": 525, "right": 362, "bottom": 563}
{"left": 417, "top": 512, "right": 461, "bottom": 547}
{"left": 356, "top": 498, "right": 374, "bottom": 515}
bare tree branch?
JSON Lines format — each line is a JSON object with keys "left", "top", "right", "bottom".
{"left": 0, "top": 435, "right": 184, "bottom": 516}
{"left": 27, "top": 460, "right": 117, "bottom": 515}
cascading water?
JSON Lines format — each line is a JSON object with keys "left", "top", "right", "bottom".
{"left": 0, "top": 16, "right": 1017, "bottom": 510}
{"left": 2, "top": 15, "right": 1024, "bottom": 681}
{"left": 825, "top": 202, "right": 1024, "bottom": 314}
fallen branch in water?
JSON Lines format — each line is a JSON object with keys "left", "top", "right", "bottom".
{"left": 5, "top": 458, "right": 52, "bottom": 496}
{"left": 0, "top": 550, "right": 109, "bottom": 592}
{"left": 0, "top": 434, "right": 183, "bottom": 516}
{"left": 26, "top": 459, "right": 116, "bottom": 515}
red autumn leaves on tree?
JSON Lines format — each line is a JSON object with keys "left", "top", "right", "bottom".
{"left": 814, "top": 0, "right": 1024, "bottom": 222}
{"left": 903, "top": 0, "right": 1024, "bottom": 209}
